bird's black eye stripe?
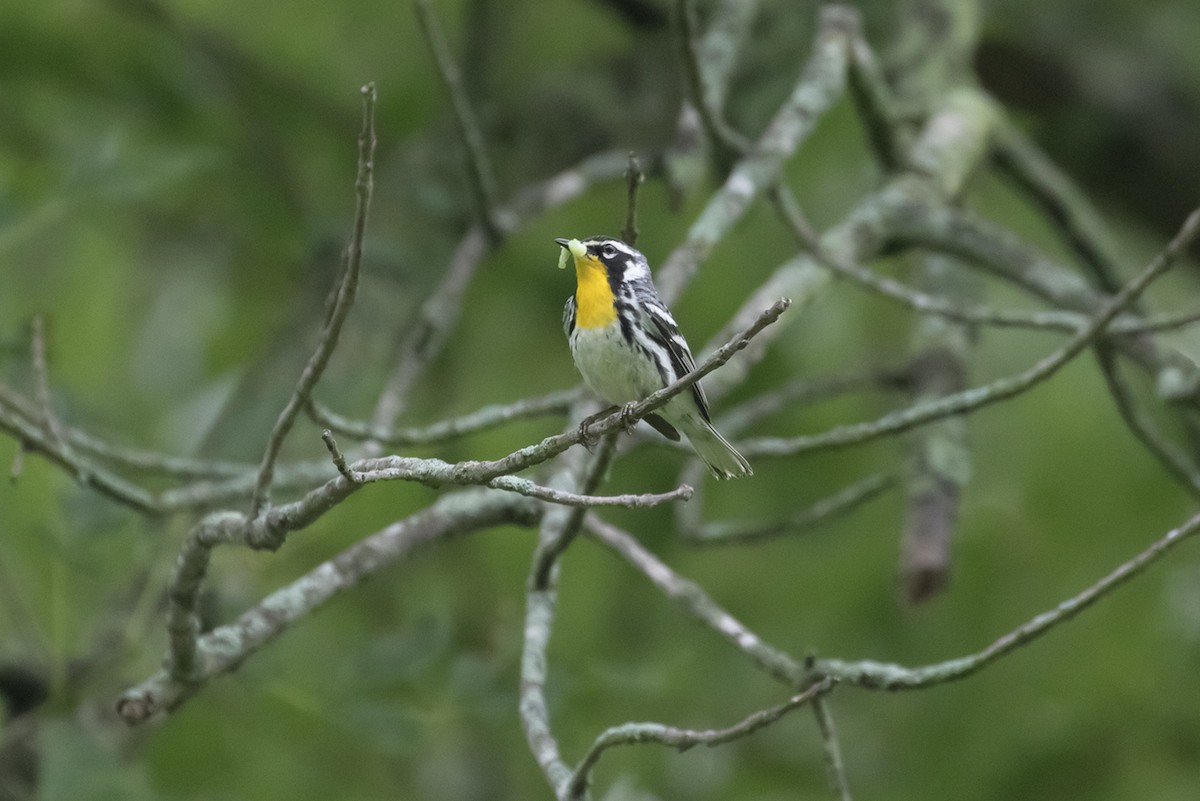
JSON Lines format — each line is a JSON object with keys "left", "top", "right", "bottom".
{"left": 586, "top": 240, "right": 624, "bottom": 261}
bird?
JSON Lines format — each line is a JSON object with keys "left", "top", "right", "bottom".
{"left": 555, "top": 235, "right": 752, "bottom": 479}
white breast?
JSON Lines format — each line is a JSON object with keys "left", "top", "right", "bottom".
{"left": 570, "top": 322, "right": 664, "bottom": 405}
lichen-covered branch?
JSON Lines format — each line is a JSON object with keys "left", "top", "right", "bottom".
{"left": 812, "top": 695, "right": 853, "bottom": 801}
{"left": 811, "top": 506, "right": 1200, "bottom": 690}
{"left": 656, "top": 5, "right": 854, "bottom": 305}
{"left": 117, "top": 489, "right": 539, "bottom": 723}
{"left": 584, "top": 514, "right": 803, "bottom": 685}
{"left": 564, "top": 678, "right": 836, "bottom": 801}
{"left": 520, "top": 415, "right": 617, "bottom": 795}
{"left": 742, "top": 208, "right": 1199, "bottom": 459}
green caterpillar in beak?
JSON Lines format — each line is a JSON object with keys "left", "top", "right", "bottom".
{"left": 556, "top": 238, "right": 586, "bottom": 269}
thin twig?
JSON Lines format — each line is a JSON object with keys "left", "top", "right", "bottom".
{"left": 1117, "top": 306, "right": 1200, "bottom": 335}
{"left": 29, "top": 315, "right": 69, "bottom": 454}
{"left": 898, "top": 253, "right": 976, "bottom": 606}
{"left": 684, "top": 472, "right": 897, "bottom": 545}
{"left": 812, "top": 695, "right": 853, "bottom": 801}
{"left": 370, "top": 227, "right": 489, "bottom": 434}
{"left": 311, "top": 387, "right": 581, "bottom": 446}
{"left": 673, "top": 0, "right": 751, "bottom": 167}
{"left": 992, "top": 120, "right": 1125, "bottom": 295}
{"left": 845, "top": 30, "right": 909, "bottom": 170}
{"left": 247, "top": 83, "right": 377, "bottom": 518}
{"left": 742, "top": 209, "right": 1200, "bottom": 459}
{"left": 1094, "top": 345, "right": 1200, "bottom": 497}
{"left": 774, "top": 183, "right": 1095, "bottom": 333}
{"left": 1, "top": 383, "right": 253, "bottom": 478}
{"left": 887, "top": 199, "right": 1176, "bottom": 376}
{"left": 414, "top": 0, "right": 502, "bottom": 243}
{"left": 564, "top": 678, "right": 837, "bottom": 800}
{"left": 812, "top": 505, "right": 1200, "bottom": 689}
{"left": 489, "top": 474, "right": 691, "bottom": 508}
{"left": 621, "top": 152, "right": 644, "bottom": 246}
{"left": 530, "top": 425, "right": 619, "bottom": 591}
{"left": 0, "top": 386, "right": 161, "bottom": 514}
{"left": 585, "top": 514, "right": 803, "bottom": 685}
{"left": 320, "top": 429, "right": 359, "bottom": 484}
{"left": 777, "top": 190, "right": 1200, "bottom": 339}
{"left": 716, "top": 369, "right": 911, "bottom": 434}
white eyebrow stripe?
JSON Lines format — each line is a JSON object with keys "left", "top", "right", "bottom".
{"left": 585, "top": 238, "right": 637, "bottom": 258}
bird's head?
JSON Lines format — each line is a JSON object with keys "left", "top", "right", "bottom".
{"left": 554, "top": 236, "right": 650, "bottom": 284}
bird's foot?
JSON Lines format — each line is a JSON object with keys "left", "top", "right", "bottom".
{"left": 577, "top": 406, "right": 618, "bottom": 449}
{"left": 617, "top": 401, "right": 641, "bottom": 432}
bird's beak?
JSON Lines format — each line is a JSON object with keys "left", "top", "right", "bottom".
{"left": 554, "top": 237, "right": 588, "bottom": 269}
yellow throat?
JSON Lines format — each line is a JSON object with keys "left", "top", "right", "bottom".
{"left": 568, "top": 240, "right": 617, "bottom": 329}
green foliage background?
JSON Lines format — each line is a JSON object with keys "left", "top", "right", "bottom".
{"left": 2, "top": 1, "right": 1200, "bottom": 799}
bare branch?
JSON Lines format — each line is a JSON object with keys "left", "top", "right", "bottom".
{"left": 414, "top": 0, "right": 501, "bottom": 242}
{"left": 621, "top": 152, "right": 644, "bottom": 246}
{"left": 812, "top": 695, "right": 853, "bottom": 801}
{"left": 320, "top": 429, "right": 359, "bottom": 484}
{"left": 29, "top": 315, "right": 69, "bottom": 455}
{"left": 1094, "top": 346, "right": 1200, "bottom": 498}
{"left": 742, "top": 209, "right": 1200, "bottom": 459}
{"left": 812, "top": 506, "right": 1200, "bottom": 690}
{"left": 673, "top": 0, "right": 751, "bottom": 166}
{"left": 312, "top": 387, "right": 581, "bottom": 447}
{"left": 846, "top": 29, "right": 909, "bottom": 170}
{"left": 565, "top": 679, "right": 837, "bottom": 801}
{"left": 992, "top": 120, "right": 1126, "bottom": 294}
{"left": 118, "top": 489, "right": 539, "bottom": 723}
{"left": 584, "top": 514, "right": 803, "bottom": 685}
{"left": 0, "top": 384, "right": 252, "bottom": 478}
{"left": 657, "top": 6, "right": 854, "bottom": 305}
{"left": 248, "top": 83, "right": 377, "bottom": 517}
{"left": 529, "top": 423, "right": 619, "bottom": 592}
{"left": 520, "top": 587, "right": 574, "bottom": 793}
{"left": 488, "top": 474, "right": 692, "bottom": 508}
{"left": 0, "top": 385, "right": 161, "bottom": 514}
{"left": 683, "top": 472, "right": 897, "bottom": 545}
{"left": 520, "top": 419, "right": 615, "bottom": 794}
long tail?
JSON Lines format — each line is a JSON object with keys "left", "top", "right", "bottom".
{"left": 678, "top": 414, "right": 752, "bottom": 480}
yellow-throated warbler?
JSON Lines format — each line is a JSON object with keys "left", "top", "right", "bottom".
{"left": 556, "top": 236, "right": 752, "bottom": 479}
